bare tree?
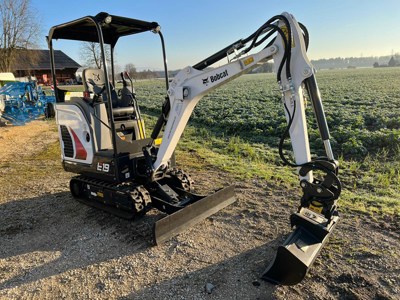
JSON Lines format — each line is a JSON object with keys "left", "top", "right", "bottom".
{"left": 80, "top": 42, "right": 111, "bottom": 69}
{"left": 0, "top": 0, "right": 42, "bottom": 72}
{"left": 124, "top": 63, "right": 137, "bottom": 79}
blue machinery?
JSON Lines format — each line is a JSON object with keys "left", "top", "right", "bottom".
{"left": 0, "top": 81, "right": 56, "bottom": 125}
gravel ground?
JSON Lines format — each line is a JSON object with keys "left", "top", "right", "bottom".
{"left": 0, "top": 120, "right": 399, "bottom": 299}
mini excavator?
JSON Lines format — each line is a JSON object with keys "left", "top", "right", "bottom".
{"left": 47, "top": 12, "right": 341, "bottom": 285}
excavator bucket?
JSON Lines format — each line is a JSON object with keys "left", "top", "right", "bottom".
{"left": 262, "top": 208, "right": 339, "bottom": 285}
{"left": 154, "top": 185, "right": 235, "bottom": 245}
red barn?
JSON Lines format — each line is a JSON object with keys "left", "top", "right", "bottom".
{"left": 11, "top": 49, "right": 81, "bottom": 85}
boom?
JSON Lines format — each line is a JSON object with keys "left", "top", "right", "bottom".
{"left": 151, "top": 12, "right": 341, "bottom": 285}
{"left": 153, "top": 13, "right": 330, "bottom": 178}
{"left": 153, "top": 45, "right": 277, "bottom": 171}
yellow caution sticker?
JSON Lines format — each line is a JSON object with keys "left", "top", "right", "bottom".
{"left": 138, "top": 120, "right": 146, "bottom": 139}
{"left": 243, "top": 56, "right": 254, "bottom": 66}
{"left": 154, "top": 138, "right": 162, "bottom": 146}
{"left": 309, "top": 201, "right": 323, "bottom": 214}
{"left": 97, "top": 192, "right": 104, "bottom": 198}
{"left": 280, "top": 26, "right": 295, "bottom": 48}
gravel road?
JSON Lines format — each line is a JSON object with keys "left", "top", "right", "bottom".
{"left": 0, "top": 121, "right": 398, "bottom": 299}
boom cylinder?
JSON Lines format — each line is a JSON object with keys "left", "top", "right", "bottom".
{"left": 193, "top": 39, "right": 244, "bottom": 70}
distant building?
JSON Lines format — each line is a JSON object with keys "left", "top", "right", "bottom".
{"left": 10, "top": 49, "right": 81, "bottom": 85}
{"left": 372, "top": 56, "right": 400, "bottom": 68}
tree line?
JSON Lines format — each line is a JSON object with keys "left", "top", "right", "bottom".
{"left": 311, "top": 55, "right": 400, "bottom": 70}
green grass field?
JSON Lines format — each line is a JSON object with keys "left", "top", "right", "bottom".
{"left": 58, "top": 68, "right": 400, "bottom": 216}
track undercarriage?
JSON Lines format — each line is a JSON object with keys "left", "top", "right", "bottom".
{"left": 69, "top": 168, "right": 235, "bottom": 244}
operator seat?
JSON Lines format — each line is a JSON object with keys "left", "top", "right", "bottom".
{"left": 83, "top": 68, "right": 105, "bottom": 95}
{"left": 82, "top": 68, "right": 141, "bottom": 141}
{"left": 82, "top": 68, "right": 119, "bottom": 107}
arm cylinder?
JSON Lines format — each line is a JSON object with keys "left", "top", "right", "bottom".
{"left": 304, "top": 74, "right": 334, "bottom": 159}
{"left": 304, "top": 74, "right": 330, "bottom": 140}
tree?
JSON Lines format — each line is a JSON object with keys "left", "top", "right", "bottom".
{"left": 80, "top": 42, "right": 111, "bottom": 69}
{"left": 373, "top": 62, "right": 379, "bottom": 68}
{"left": 124, "top": 63, "right": 137, "bottom": 79}
{"left": 0, "top": 0, "right": 42, "bottom": 72}
{"left": 388, "top": 56, "right": 398, "bottom": 67}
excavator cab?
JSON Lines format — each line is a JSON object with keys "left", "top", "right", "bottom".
{"left": 47, "top": 12, "right": 236, "bottom": 244}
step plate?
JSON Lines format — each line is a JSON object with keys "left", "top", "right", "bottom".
{"left": 154, "top": 185, "right": 236, "bottom": 245}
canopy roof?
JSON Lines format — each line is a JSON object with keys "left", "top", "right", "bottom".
{"left": 48, "top": 12, "right": 160, "bottom": 46}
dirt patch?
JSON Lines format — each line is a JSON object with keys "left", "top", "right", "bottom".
{"left": 0, "top": 120, "right": 56, "bottom": 161}
{"left": 0, "top": 121, "right": 399, "bottom": 299}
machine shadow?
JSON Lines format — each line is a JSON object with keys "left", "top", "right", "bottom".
{"left": 119, "top": 242, "right": 281, "bottom": 300}
{"left": 0, "top": 192, "right": 158, "bottom": 290}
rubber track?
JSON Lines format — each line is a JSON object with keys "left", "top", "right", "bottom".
{"left": 71, "top": 175, "right": 141, "bottom": 219}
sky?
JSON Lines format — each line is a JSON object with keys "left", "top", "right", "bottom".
{"left": 31, "top": 0, "right": 400, "bottom": 70}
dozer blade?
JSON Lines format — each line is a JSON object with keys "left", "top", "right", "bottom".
{"left": 262, "top": 208, "right": 339, "bottom": 285}
{"left": 154, "top": 185, "right": 235, "bottom": 245}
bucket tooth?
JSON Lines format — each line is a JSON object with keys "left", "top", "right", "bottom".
{"left": 154, "top": 185, "right": 235, "bottom": 245}
{"left": 262, "top": 208, "right": 339, "bottom": 285}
